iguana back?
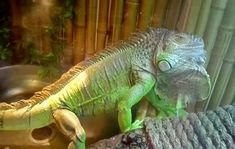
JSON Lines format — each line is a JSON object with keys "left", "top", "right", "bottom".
{"left": 0, "top": 28, "right": 161, "bottom": 130}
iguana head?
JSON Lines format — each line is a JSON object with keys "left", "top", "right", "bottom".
{"left": 154, "top": 31, "right": 211, "bottom": 108}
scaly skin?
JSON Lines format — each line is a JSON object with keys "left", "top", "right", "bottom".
{"left": 0, "top": 28, "right": 211, "bottom": 149}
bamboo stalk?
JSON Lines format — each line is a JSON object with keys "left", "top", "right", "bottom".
{"left": 73, "top": 0, "right": 86, "bottom": 63}
{"left": 222, "top": 66, "right": 235, "bottom": 106}
{"left": 206, "top": 0, "right": 235, "bottom": 110}
{"left": 65, "top": 20, "right": 73, "bottom": 45}
{"left": 86, "top": 0, "right": 98, "bottom": 58}
{"left": 194, "top": 0, "right": 212, "bottom": 37}
{"left": 176, "top": 0, "right": 192, "bottom": 32}
{"left": 194, "top": 0, "right": 228, "bottom": 111}
{"left": 109, "top": 0, "right": 124, "bottom": 43}
{"left": 10, "top": 0, "right": 22, "bottom": 62}
{"left": 10, "top": 0, "right": 21, "bottom": 34}
{"left": 137, "top": 0, "right": 154, "bottom": 30}
{"left": 184, "top": 0, "right": 202, "bottom": 33}
{"left": 211, "top": 32, "right": 235, "bottom": 107}
{"left": 164, "top": 0, "right": 183, "bottom": 30}
{"left": 63, "top": 19, "right": 73, "bottom": 66}
{"left": 151, "top": 0, "right": 168, "bottom": 28}
{"left": 96, "top": 0, "right": 109, "bottom": 52}
{"left": 121, "top": 0, "right": 139, "bottom": 39}
{"left": 203, "top": 0, "right": 228, "bottom": 66}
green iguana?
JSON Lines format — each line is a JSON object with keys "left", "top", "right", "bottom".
{"left": 0, "top": 28, "right": 211, "bottom": 149}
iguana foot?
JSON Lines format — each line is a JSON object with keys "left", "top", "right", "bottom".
{"left": 124, "top": 119, "right": 144, "bottom": 132}
{"left": 68, "top": 135, "right": 86, "bottom": 149}
{"left": 53, "top": 109, "right": 86, "bottom": 149}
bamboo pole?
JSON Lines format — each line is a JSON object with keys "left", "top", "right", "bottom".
{"left": 73, "top": 0, "right": 86, "bottom": 63}
{"left": 121, "top": 0, "right": 139, "bottom": 39}
{"left": 96, "top": 0, "right": 109, "bottom": 52}
{"left": 176, "top": 0, "right": 192, "bottom": 32}
{"left": 86, "top": 0, "right": 98, "bottom": 58}
{"left": 63, "top": 19, "right": 73, "bottom": 66}
{"left": 194, "top": 0, "right": 212, "bottom": 37}
{"left": 10, "top": 0, "right": 21, "bottom": 39}
{"left": 203, "top": 0, "right": 228, "bottom": 66}
{"left": 184, "top": 0, "right": 202, "bottom": 33}
{"left": 109, "top": 0, "right": 124, "bottom": 43}
{"left": 137, "top": 0, "right": 154, "bottom": 30}
{"left": 222, "top": 67, "right": 235, "bottom": 106}
{"left": 211, "top": 32, "right": 235, "bottom": 107}
{"left": 206, "top": 0, "right": 235, "bottom": 110}
{"left": 151, "top": 0, "right": 168, "bottom": 28}
{"left": 164, "top": 0, "right": 182, "bottom": 30}
{"left": 10, "top": 0, "right": 22, "bottom": 62}
{"left": 196, "top": 0, "right": 228, "bottom": 111}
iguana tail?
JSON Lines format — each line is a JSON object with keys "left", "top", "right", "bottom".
{"left": 0, "top": 98, "right": 54, "bottom": 130}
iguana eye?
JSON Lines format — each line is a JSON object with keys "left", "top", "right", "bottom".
{"left": 158, "top": 60, "right": 172, "bottom": 71}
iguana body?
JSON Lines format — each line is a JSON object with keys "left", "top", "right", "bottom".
{"left": 0, "top": 28, "right": 211, "bottom": 149}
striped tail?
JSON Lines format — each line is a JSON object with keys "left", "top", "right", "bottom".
{"left": 0, "top": 99, "right": 54, "bottom": 130}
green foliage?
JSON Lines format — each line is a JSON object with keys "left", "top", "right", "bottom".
{"left": 24, "top": 42, "right": 61, "bottom": 80}
{"left": 22, "top": 0, "right": 75, "bottom": 79}
{"left": 0, "top": 45, "right": 12, "bottom": 61}
{"left": 0, "top": 3, "right": 12, "bottom": 62}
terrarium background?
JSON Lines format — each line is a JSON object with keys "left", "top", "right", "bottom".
{"left": 0, "top": 0, "right": 234, "bottom": 111}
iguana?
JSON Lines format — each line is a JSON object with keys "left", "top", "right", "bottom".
{"left": 0, "top": 28, "right": 211, "bottom": 149}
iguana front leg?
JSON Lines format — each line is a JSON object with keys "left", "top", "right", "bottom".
{"left": 118, "top": 72, "right": 155, "bottom": 132}
{"left": 146, "top": 88, "right": 187, "bottom": 118}
{"left": 53, "top": 109, "right": 86, "bottom": 149}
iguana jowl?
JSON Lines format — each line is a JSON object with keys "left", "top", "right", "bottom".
{"left": 0, "top": 28, "right": 211, "bottom": 149}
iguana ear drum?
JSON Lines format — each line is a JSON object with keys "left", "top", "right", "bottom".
{"left": 158, "top": 60, "right": 171, "bottom": 72}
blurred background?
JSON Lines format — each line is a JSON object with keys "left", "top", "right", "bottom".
{"left": 0, "top": 0, "right": 234, "bottom": 148}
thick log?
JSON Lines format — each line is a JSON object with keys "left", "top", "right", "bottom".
{"left": 90, "top": 104, "right": 235, "bottom": 148}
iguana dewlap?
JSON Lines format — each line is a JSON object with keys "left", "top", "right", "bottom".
{"left": 0, "top": 28, "right": 211, "bottom": 149}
